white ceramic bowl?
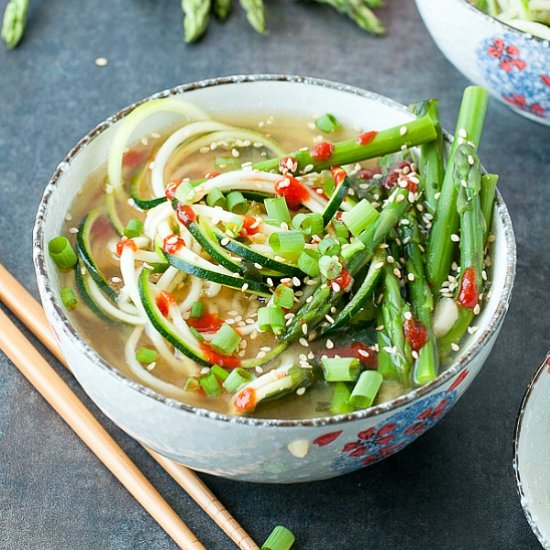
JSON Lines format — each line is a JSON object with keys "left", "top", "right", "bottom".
{"left": 33, "top": 75, "right": 516, "bottom": 483}
{"left": 416, "top": 0, "right": 550, "bottom": 125}
{"left": 514, "top": 354, "right": 550, "bottom": 548}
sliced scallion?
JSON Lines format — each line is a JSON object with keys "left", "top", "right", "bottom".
{"left": 223, "top": 368, "right": 253, "bottom": 393}
{"left": 273, "top": 284, "right": 295, "bottom": 309}
{"left": 261, "top": 525, "right": 296, "bottom": 550}
{"left": 211, "top": 364, "right": 229, "bottom": 381}
{"left": 190, "top": 301, "right": 205, "bottom": 319}
{"left": 330, "top": 382, "right": 354, "bottom": 414}
{"left": 48, "top": 237, "right": 78, "bottom": 270}
{"left": 258, "top": 306, "right": 285, "bottom": 335}
{"left": 318, "top": 236, "right": 340, "bottom": 256}
{"left": 227, "top": 191, "right": 247, "bottom": 214}
{"left": 269, "top": 231, "right": 305, "bottom": 259}
{"left": 206, "top": 187, "right": 226, "bottom": 208}
{"left": 321, "top": 357, "right": 361, "bottom": 382}
{"left": 174, "top": 180, "right": 194, "bottom": 203}
{"left": 210, "top": 324, "right": 241, "bottom": 355}
{"left": 199, "top": 371, "right": 222, "bottom": 397}
{"left": 293, "top": 212, "right": 323, "bottom": 236}
{"left": 264, "top": 197, "right": 291, "bottom": 225}
{"left": 319, "top": 255, "right": 342, "bottom": 280}
{"left": 315, "top": 113, "right": 340, "bottom": 134}
{"left": 332, "top": 219, "right": 349, "bottom": 241}
{"left": 341, "top": 240, "right": 365, "bottom": 261}
{"left": 123, "top": 219, "right": 143, "bottom": 238}
{"left": 297, "top": 249, "right": 321, "bottom": 277}
{"left": 60, "top": 287, "right": 78, "bottom": 310}
{"left": 349, "top": 371, "right": 383, "bottom": 409}
{"left": 342, "top": 199, "right": 380, "bottom": 237}
{"left": 184, "top": 377, "right": 201, "bottom": 392}
{"left": 136, "top": 347, "right": 158, "bottom": 365}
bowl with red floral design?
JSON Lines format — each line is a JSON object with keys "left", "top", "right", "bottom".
{"left": 514, "top": 354, "right": 550, "bottom": 548}
{"left": 34, "top": 75, "right": 517, "bottom": 483}
{"left": 416, "top": 0, "right": 550, "bottom": 125}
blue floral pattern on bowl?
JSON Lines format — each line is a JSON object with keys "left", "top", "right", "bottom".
{"left": 476, "top": 32, "right": 550, "bottom": 120}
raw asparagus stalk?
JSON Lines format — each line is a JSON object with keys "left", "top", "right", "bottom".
{"left": 400, "top": 211, "right": 439, "bottom": 385}
{"left": 181, "top": 0, "right": 211, "bottom": 43}
{"left": 480, "top": 173, "right": 498, "bottom": 236}
{"left": 427, "top": 86, "right": 489, "bottom": 291}
{"left": 313, "top": 0, "right": 385, "bottom": 35}
{"left": 408, "top": 99, "right": 444, "bottom": 215}
{"left": 214, "top": 0, "right": 232, "bottom": 21}
{"left": 1, "top": 0, "right": 28, "bottom": 49}
{"left": 239, "top": 0, "right": 266, "bottom": 33}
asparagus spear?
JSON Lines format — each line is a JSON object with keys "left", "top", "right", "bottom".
{"left": 239, "top": 0, "right": 266, "bottom": 33}
{"left": 214, "top": 0, "right": 232, "bottom": 21}
{"left": 380, "top": 265, "right": 412, "bottom": 386}
{"left": 427, "top": 86, "right": 488, "bottom": 291}
{"left": 408, "top": 99, "right": 444, "bottom": 215}
{"left": 480, "top": 173, "right": 498, "bottom": 235}
{"left": 439, "top": 144, "right": 487, "bottom": 357}
{"left": 181, "top": 0, "right": 211, "bottom": 43}
{"left": 1, "top": 0, "right": 28, "bottom": 49}
{"left": 400, "top": 211, "right": 439, "bottom": 385}
{"left": 313, "top": 0, "right": 386, "bottom": 35}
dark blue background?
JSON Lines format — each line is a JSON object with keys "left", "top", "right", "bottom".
{"left": 0, "top": 1, "right": 547, "bottom": 548}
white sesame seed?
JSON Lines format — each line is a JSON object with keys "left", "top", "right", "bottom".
{"left": 255, "top": 366, "right": 264, "bottom": 374}
{"left": 325, "top": 339, "right": 334, "bottom": 349}
{"left": 407, "top": 273, "right": 415, "bottom": 282}
{"left": 451, "top": 234, "right": 460, "bottom": 242}
{"left": 404, "top": 311, "right": 412, "bottom": 320}
{"left": 393, "top": 268, "right": 402, "bottom": 278}
{"left": 467, "top": 326, "right": 478, "bottom": 334}
{"left": 292, "top": 277, "right": 301, "bottom": 287}
{"left": 299, "top": 337, "right": 309, "bottom": 347}
{"left": 357, "top": 349, "right": 370, "bottom": 359}
{"left": 451, "top": 343, "right": 460, "bottom": 352}
{"left": 296, "top": 387, "right": 306, "bottom": 396}
{"left": 331, "top": 282, "right": 342, "bottom": 293}
{"left": 68, "top": 227, "right": 79, "bottom": 234}
{"left": 95, "top": 57, "right": 108, "bottom": 67}
{"left": 241, "top": 283, "right": 249, "bottom": 292}
{"left": 65, "top": 213, "right": 73, "bottom": 221}
{"left": 376, "top": 324, "right": 384, "bottom": 332}
{"left": 473, "top": 304, "right": 481, "bottom": 315}
{"left": 411, "top": 350, "right": 419, "bottom": 360}
{"left": 302, "top": 324, "right": 308, "bottom": 336}
{"left": 231, "top": 148, "right": 240, "bottom": 158}
{"left": 400, "top": 126, "right": 408, "bottom": 136}
{"left": 146, "top": 362, "right": 157, "bottom": 372}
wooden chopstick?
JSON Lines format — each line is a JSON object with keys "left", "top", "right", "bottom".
{"left": 0, "top": 264, "right": 259, "bottom": 550}
{"left": 0, "top": 306, "right": 205, "bottom": 550}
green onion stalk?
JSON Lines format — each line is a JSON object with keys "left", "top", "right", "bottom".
{"left": 1, "top": 0, "right": 28, "bottom": 49}
{"left": 400, "top": 211, "right": 439, "bottom": 385}
{"left": 427, "top": 86, "right": 489, "bottom": 291}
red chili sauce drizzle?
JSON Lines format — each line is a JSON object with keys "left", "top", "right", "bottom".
{"left": 403, "top": 318, "right": 429, "bottom": 351}
{"left": 274, "top": 176, "right": 309, "bottom": 210}
{"left": 457, "top": 267, "right": 478, "bottom": 309}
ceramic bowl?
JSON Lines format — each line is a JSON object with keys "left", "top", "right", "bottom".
{"left": 514, "top": 354, "right": 550, "bottom": 548}
{"left": 33, "top": 75, "right": 516, "bottom": 483}
{"left": 416, "top": 0, "right": 550, "bottom": 125}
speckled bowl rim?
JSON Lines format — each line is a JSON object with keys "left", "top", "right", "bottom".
{"left": 460, "top": 0, "right": 550, "bottom": 45}
{"left": 513, "top": 353, "right": 550, "bottom": 549}
{"left": 33, "top": 74, "right": 517, "bottom": 428}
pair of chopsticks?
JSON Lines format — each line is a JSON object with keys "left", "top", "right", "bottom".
{"left": 0, "top": 264, "right": 259, "bottom": 550}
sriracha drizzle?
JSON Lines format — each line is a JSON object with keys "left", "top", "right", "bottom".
{"left": 457, "top": 267, "right": 478, "bottom": 309}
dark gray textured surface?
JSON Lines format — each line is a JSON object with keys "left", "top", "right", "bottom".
{"left": 0, "top": 1, "right": 547, "bottom": 548}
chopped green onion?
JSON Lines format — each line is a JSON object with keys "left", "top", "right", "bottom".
{"left": 206, "top": 188, "right": 226, "bottom": 208}
{"left": 48, "top": 237, "right": 78, "bottom": 270}
{"left": 214, "top": 156, "right": 238, "bottom": 168}
{"left": 315, "top": 113, "right": 341, "bottom": 134}
{"left": 319, "top": 255, "right": 343, "bottom": 280}
{"left": 190, "top": 301, "right": 205, "bottom": 319}
{"left": 269, "top": 231, "right": 305, "bottom": 259}
{"left": 264, "top": 197, "right": 291, "bottom": 225}
{"left": 210, "top": 324, "right": 241, "bottom": 355}
{"left": 136, "top": 347, "right": 158, "bottom": 365}
{"left": 60, "top": 287, "right": 78, "bottom": 310}
{"left": 261, "top": 525, "right": 296, "bottom": 550}
{"left": 293, "top": 212, "right": 323, "bottom": 236}
{"left": 211, "top": 364, "right": 229, "bottom": 381}
{"left": 349, "top": 371, "right": 383, "bottom": 409}
{"left": 258, "top": 306, "right": 285, "bottom": 335}
{"left": 297, "top": 249, "right": 321, "bottom": 277}
{"left": 199, "top": 371, "right": 222, "bottom": 397}
{"left": 227, "top": 191, "right": 247, "bottom": 214}
{"left": 321, "top": 357, "right": 361, "bottom": 382}
{"left": 330, "top": 382, "right": 354, "bottom": 414}
{"left": 174, "top": 180, "right": 195, "bottom": 203}
{"left": 341, "top": 240, "right": 366, "bottom": 261}
{"left": 322, "top": 175, "right": 336, "bottom": 197}
{"left": 123, "top": 219, "right": 143, "bottom": 238}
{"left": 332, "top": 219, "right": 349, "bottom": 241}
{"left": 342, "top": 199, "right": 379, "bottom": 237}
{"left": 223, "top": 216, "right": 244, "bottom": 234}
{"left": 223, "top": 368, "right": 253, "bottom": 393}
{"left": 183, "top": 377, "right": 201, "bottom": 392}
{"left": 273, "top": 284, "right": 295, "bottom": 309}
{"left": 318, "top": 236, "right": 341, "bottom": 256}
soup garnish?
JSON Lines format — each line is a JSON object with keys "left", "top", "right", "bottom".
{"left": 51, "top": 86, "right": 496, "bottom": 418}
